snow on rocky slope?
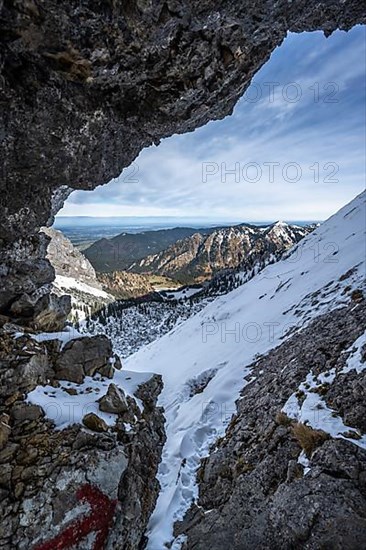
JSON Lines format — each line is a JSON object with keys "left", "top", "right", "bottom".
{"left": 42, "top": 227, "right": 114, "bottom": 321}
{"left": 125, "top": 191, "right": 366, "bottom": 549}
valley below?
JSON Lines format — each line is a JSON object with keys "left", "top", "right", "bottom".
{"left": 45, "top": 219, "right": 315, "bottom": 359}
{"left": 36, "top": 192, "right": 366, "bottom": 548}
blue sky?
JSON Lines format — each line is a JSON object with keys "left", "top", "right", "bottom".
{"left": 58, "top": 26, "right": 366, "bottom": 221}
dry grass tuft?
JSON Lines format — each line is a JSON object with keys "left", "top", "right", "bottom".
{"left": 292, "top": 422, "right": 329, "bottom": 458}
{"left": 44, "top": 47, "right": 91, "bottom": 81}
{"left": 351, "top": 289, "right": 364, "bottom": 303}
{"left": 275, "top": 411, "right": 293, "bottom": 427}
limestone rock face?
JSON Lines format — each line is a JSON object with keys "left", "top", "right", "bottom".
{"left": 42, "top": 227, "right": 102, "bottom": 289}
{"left": 176, "top": 302, "right": 366, "bottom": 549}
{"left": 0, "top": 333, "right": 53, "bottom": 401}
{"left": 40, "top": 227, "right": 116, "bottom": 322}
{"left": 109, "top": 373, "right": 166, "bottom": 549}
{"left": 0, "top": 233, "right": 56, "bottom": 321}
{"left": 0, "top": 1, "right": 365, "bottom": 323}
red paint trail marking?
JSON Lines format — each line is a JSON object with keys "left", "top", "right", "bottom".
{"left": 34, "top": 484, "right": 117, "bottom": 550}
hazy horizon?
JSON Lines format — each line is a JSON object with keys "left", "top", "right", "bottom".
{"left": 54, "top": 216, "right": 320, "bottom": 227}
{"left": 54, "top": 216, "right": 320, "bottom": 247}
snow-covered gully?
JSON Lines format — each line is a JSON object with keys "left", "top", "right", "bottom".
{"left": 124, "top": 191, "right": 366, "bottom": 548}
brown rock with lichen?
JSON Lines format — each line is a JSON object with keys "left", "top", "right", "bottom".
{"left": 82, "top": 413, "right": 109, "bottom": 433}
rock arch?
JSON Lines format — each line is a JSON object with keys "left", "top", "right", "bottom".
{"left": 0, "top": 0, "right": 365, "bottom": 324}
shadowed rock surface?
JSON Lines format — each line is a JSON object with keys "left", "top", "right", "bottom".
{"left": 1, "top": 0, "right": 365, "bottom": 323}
{"left": 42, "top": 227, "right": 102, "bottom": 288}
{"left": 175, "top": 301, "right": 366, "bottom": 549}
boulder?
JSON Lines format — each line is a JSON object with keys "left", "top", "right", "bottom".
{"left": 99, "top": 384, "right": 129, "bottom": 414}
{"left": 32, "top": 294, "right": 72, "bottom": 332}
{"left": 97, "top": 363, "right": 114, "bottom": 379}
{"left": 82, "top": 413, "right": 109, "bottom": 433}
{"left": 135, "top": 374, "right": 163, "bottom": 410}
{"left": 54, "top": 355, "right": 84, "bottom": 384}
{"left": 0, "top": 334, "right": 52, "bottom": 400}
{"left": 54, "top": 335, "right": 114, "bottom": 383}
{"left": 10, "top": 403, "right": 44, "bottom": 425}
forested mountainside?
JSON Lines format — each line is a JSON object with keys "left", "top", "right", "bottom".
{"left": 84, "top": 227, "right": 216, "bottom": 272}
{"left": 129, "top": 222, "right": 313, "bottom": 283}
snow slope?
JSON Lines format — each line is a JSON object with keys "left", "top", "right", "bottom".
{"left": 53, "top": 274, "right": 114, "bottom": 320}
{"left": 54, "top": 275, "right": 112, "bottom": 299}
{"left": 125, "top": 191, "right": 366, "bottom": 549}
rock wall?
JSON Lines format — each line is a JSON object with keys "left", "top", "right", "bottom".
{"left": 0, "top": 328, "right": 165, "bottom": 549}
{"left": 42, "top": 227, "right": 102, "bottom": 289}
{"left": 1, "top": 0, "right": 365, "bottom": 324}
{"left": 176, "top": 301, "right": 366, "bottom": 549}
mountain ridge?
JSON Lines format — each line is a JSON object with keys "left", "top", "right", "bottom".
{"left": 129, "top": 222, "right": 314, "bottom": 284}
{"left": 84, "top": 226, "right": 218, "bottom": 272}
{"left": 83, "top": 222, "right": 315, "bottom": 284}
